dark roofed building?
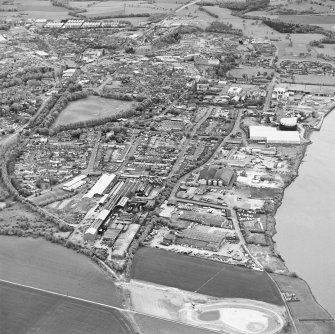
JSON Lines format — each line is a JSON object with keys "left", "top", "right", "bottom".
{"left": 199, "top": 166, "right": 234, "bottom": 186}
{"left": 175, "top": 228, "right": 226, "bottom": 251}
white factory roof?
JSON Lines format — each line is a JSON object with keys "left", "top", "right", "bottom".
{"left": 63, "top": 175, "right": 87, "bottom": 188}
{"left": 83, "top": 173, "right": 116, "bottom": 198}
{"left": 63, "top": 175, "right": 87, "bottom": 191}
{"left": 249, "top": 126, "right": 300, "bottom": 144}
{"left": 97, "top": 209, "right": 110, "bottom": 221}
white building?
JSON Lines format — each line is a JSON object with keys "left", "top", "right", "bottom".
{"left": 83, "top": 173, "right": 116, "bottom": 198}
{"left": 63, "top": 175, "right": 87, "bottom": 191}
{"left": 249, "top": 126, "right": 300, "bottom": 144}
{"left": 272, "top": 87, "right": 288, "bottom": 100}
{"left": 84, "top": 209, "right": 110, "bottom": 241}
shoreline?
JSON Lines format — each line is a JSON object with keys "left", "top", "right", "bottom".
{"left": 264, "top": 107, "right": 335, "bottom": 323}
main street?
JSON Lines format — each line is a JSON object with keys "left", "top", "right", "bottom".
{"left": 263, "top": 74, "right": 277, "bottom": 113}
{"left": 168, "top": 106, "right": 213, "bottom": 178}
{"left": 169, "top": 109, "right": 243, "bottom": 200}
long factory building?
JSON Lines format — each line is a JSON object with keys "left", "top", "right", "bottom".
{"left": 84, "top": 174, "right": 152, "bottom": 242}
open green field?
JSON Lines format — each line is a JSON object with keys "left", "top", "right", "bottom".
{"left": 279, "top": 14, "right": 335, "bottom": 25}
{"left": 271, "top": 274, "right": 332, "bottom": 320}
{"left": 177, "top": 5, "right": 287, "bottom": 39}
{"left": 0, "top": 236, "right": 124, "bottom": 307}
{"left": 82, "top": 0, "right": 173, "bottom": 18}
{"left": 54, "top": 95, "right": 135, "bottom": 126}
{"left": 0, "top": 281, "right": 134, "bottom": 334}
{"left": 131, "top": 247, "right": 284, "bottom": 306}
{"left": 271, "top": 274, "right": 335, "bottom": 333}
{"left": 0, "top": 0, "right": 70, "bottom": 19}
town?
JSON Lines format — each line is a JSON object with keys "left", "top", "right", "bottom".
{"left": 0, "top": 0, "right": 335, "bottom": 334}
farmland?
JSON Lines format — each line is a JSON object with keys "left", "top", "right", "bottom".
{"left": 0, "top": 236, "right": 124, "bottom": 307}
{"left": 0, "top": 0, "right": 70, "bottom": 20}
{"left": 0, "top": 281, "right": 134, "bottom": 334}
{"left": 54, "top": 95, "right": 135, "bottom": 126}
{"left": 131, "top": 247, "right": 284, "bottom": 306}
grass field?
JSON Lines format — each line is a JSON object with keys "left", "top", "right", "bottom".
{"left": 54, "top": 96, "right": 134, "bottom": 126}
{"left": 271, "top": 274, "right": 335, "bottom": 334}
{"left": 0, "top": 236, "right": 124, "bottom": 307}
{"left": 0, "top": 0, "right": 70, "bottom": 19}
{"left": 131, "top": 247, "right": 284, "bottom": 305}
{"left": 0, "top": 281, "right": 134, "bottom": 334}
{"left": 271, "top": 274, "right": 332, "bottom": 320}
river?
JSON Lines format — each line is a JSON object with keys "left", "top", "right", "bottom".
{"left": 275, "top": 110, "right": 335, "bottom": 318}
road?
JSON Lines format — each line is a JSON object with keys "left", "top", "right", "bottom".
{"left": 168, "top": 106, "right": 213, "bottom": 178}
{"left": 0, "top": 96, "right": 52, "bottom": 149}
{"left": 84, "top": 131, "right": 101, "bottom": 174}
{"left": 176, "top": 0, "right": 202, "bottom": 12}
{"left": 263, "top": 74, "right": 277, "bottom": 113}
{"left": 169, "top": 109, "right": 243, "bottom": 201}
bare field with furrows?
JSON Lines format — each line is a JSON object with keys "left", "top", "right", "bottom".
{"left": 0, "top": 282, "right": 134, "bottom": 334}
{"left": 134, "top": 314, "right": 214, "bottom": 334}
{"left": 131, "top": 247, "right": 284, "bottom": 306}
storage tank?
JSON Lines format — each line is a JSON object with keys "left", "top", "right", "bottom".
{"left": 279, "top": 117, "right": 298, "bottom": 131}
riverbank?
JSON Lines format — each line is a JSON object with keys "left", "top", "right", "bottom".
{"left": 247, "top": 108, "right": 335, "bottom": 332}
{"left": 274, "top": 108, "right": 335, "bottom": 319}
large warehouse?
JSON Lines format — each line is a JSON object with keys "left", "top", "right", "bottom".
{"left": 83, "top": 173, "right": 116, "bottom": 198}
{"left": 175, "top": 226, "right": 226, "bottom": 251}
{"left": 249, "top": 126, "right": 300, "bottom": 144}
{"left": 199, "top": 166, "right": 235, "bottom": 186}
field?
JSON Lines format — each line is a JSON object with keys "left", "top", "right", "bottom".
{"left": 279, "top": 15, "right": 335, "bottom": 25}
{"left": 0, "top": 281, "right": 134, "bottom": 334}
{"left": 54, "top": 96, "right": 135, "bottom": 126}
{"left": 134, "top": 314, "right": 214, "bottom": 334}
{"left": 271, "top": 274, "right": 332, "bottom": 320}
{"left": 81, "top": 0, "right": 173, "bottom": 18}
{"left": 0, "top": 0, "right": 70, "bottom": 19}
{"left": 277, "top": 33, "right": 325, "bottom": 59}
{"left": 271, "top": 274, "right": 335, "bottom": 334}
{"left": 0, "top": 236, "right": 124, "bottom": 307}
{"left": 131, "top": 247, "right": 284, "bottom": 305}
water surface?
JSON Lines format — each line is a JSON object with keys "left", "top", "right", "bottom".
{"left": 275, "top": 110, "right": 335, "bottom": 317}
